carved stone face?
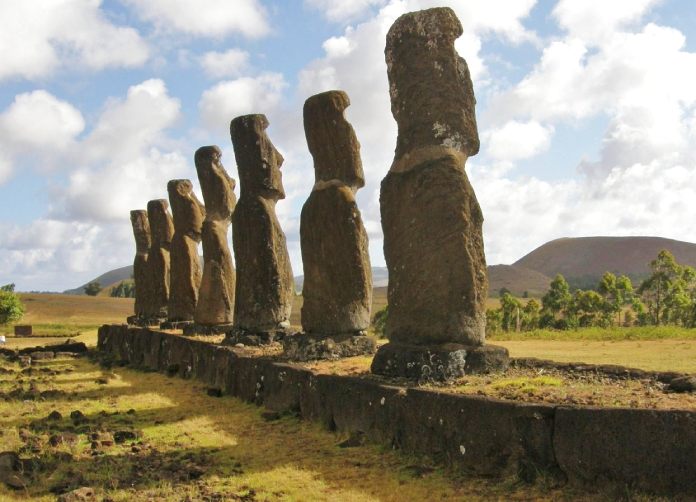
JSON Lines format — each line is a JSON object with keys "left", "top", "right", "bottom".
{"left": 166, "top": 179, "right": 205, "bottom": 239}
{"left": 385, "top": 7, "right": 480, "bottom": 164}
{"left": 195, "top": 145, "right": 237, "bottom": 220}
{"left": 230, "top": 114, "right": 285, "bottom": 200}
{"left": 303, "top": 90, "right": 364, "bottom": 189}
{"left": 130, "top": 210, "right": 151, "bottom": 253}
{"left": 147, "top": 199, "right": 174, "bottom": 245}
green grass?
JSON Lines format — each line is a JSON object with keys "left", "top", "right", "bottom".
{"left": 492, "top": 376, "right": 563, "bottom": 393}
{"left": 10, "top": 323, "right": 102, "bottom": 337}
{"left": 490, "top": 325, "right": 696, "bottom": 341}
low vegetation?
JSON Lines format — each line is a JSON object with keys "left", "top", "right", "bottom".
{"left": 0, "top": 284, "right": 24, "bottom": 326}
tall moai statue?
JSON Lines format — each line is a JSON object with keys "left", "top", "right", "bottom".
{"left": 370, "top": 7, "right": 509, "bottom": 381}
{"left": 143, "top": 199, "right": 174, "bottom": 322}
{"left": 283, "top": 90, "right": 376, "bottom": 360}
{"left": 164, "top": 179, "right": 205, "bottom": 328}
{"left": 127, "top": 210, "right": 151, "bottom": 324}
{"left": 225, "top": 114, "right": 294, "bottom": 345}
{"left": 187, "top": 145, "right": 238, "bottom": 334}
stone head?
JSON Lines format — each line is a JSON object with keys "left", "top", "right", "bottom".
{"left": 130, "top": 210, "right": 151, "bottom": 254}
{"left": 229, "top": 114, "right": 285, "bottom": 200}
{"left": 303, "top": 90, "right": 364, "bottom": 189}
{"left": 166, "top": 179, "right": 205, "bottom": 240}
{"left": 147, "top": 199, "right": 174, "bottom": 246}
{"left": 194, "top": 145, "right": 237, "bottom": 220}
{"left": 386, "top": 7, "right": 479, "bottom": 164}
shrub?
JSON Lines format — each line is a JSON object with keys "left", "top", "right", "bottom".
{"left": 0, "top": 289, "right": 24, "bottom": 325}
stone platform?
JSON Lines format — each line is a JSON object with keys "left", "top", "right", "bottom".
{"left": 97, "top": 324, "right": 696, "bottom": 498}
{"left": 282, "top": 332, "right": 376, "bottom": 361}
{"left": 182, "top": 323, "right": 233, "bottom": 336}
{"left": 371, "top": 343, "right": 509, "bottom": 382}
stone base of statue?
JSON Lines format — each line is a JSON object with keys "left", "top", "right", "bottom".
{"left": 282, "top": 332, "right": 376, "bottom": 361}
{"left": 221, "top": 325, "right": 295, "bottom": 346}
{"left": 182, "top": 323, "right": 234, "bottom": 336}
{"left": 127, "top": 315, "right": 164, "bottom": 327}
{"left": 370, "top": 342, "right": 509, "bottom": 382}
{"left": 160, "top": 320, "right": 195, "bottom": 331}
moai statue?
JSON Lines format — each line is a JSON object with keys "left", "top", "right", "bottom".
{"left": 283, "top": 90, "right": 375, "bottom": 360}
{"left": 127, "top": 210, "right": 151, "bottom": 324}
{"left": 164, "top": 179, "right": 205, "bottom": 328}
{"left": 224, "top": 114, "right": 294, "bottom": 345}
{"left": 143, "top": 199, "right": 174, "bottom": 322}
{"left": 370, "top": 7, "right": 509, "bottom": 381}
{"left": 186, "top": 146, "right": 237, "bottom": 335}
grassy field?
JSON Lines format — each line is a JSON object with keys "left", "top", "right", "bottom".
{"left": 0, "top": 355, "right": 589, "bottom": 501}
{"left": 6, "top": 294, "right": 134, "bottom": 338}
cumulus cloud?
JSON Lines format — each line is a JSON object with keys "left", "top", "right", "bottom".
{"left": 553, "top": 0, "right": 660, "bottom": 44}
{"left": 124, "top": 0, "right": 270, "bottom": 38}
{"left": 53, "top": 79, "right": 189, "bottom": 223}
{"left": 198, "top": 73, "right": 287, "bottom": 133}
{"left": 200, "top": 49, "right": 250, "bottom": 79}
{"left": 484, "top": 120, "right": 553, "bottom": 162}
{"left": 305, "top": 0, "right": 387, "bottom": 22}
{"left": 0, "top": 90, "right": 84, "bottom": 154}
{"left": 0, "top": 90, "right": 85, "bottom": 180}
{"left": 0, "top": 0, "right": 149, "bottom": 81}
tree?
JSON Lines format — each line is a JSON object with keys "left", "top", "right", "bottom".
{"left": 0, "top": 289, "right": 24, "bottom": 325}
{"left": 498, "top": 287, "right": 511, "bottom": 298}
{"left": 571, "top": 290, "right": 606, "bottom": 327}
{"left": 500, "top": 292, "right": 522, "bottom": 332}
{"left": 597, "top": 273, "right": 634, "bottom": 326}
{"left": 84, "top": 281, "right": 102, "bottom": 296}
{"left": 521, "top": 298, "right": 540, "bottom": 331}
{"left": 486, "top": 308, "right": 502, "bottom": 334}
{"left": 541, "top": 274, "right": 572, "bottom": 328}
{"left": 110, "top": 280, "right": 135, "bottom": 298}
{"left": 0, "top": 283, "right": 15, "bottom": 292}
{"left": 638, "top": 250, "right": 687, "bottom": 325}
{"left": 371, "top": 305, "right": 388, "bottom": 338}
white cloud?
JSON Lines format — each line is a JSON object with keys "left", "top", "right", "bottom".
{"left": 485, "top": 120, "right": 553, "bottom": 162}
{"left": 0, "top": 90, "right": 84, "bottom": 153}
{"left": 52, "top": 79, "right": 188, "bottom": 223}
{"left": 124, "top": 0, "right": 270, "bottom": 38}
{"left": 198, "top": 73, "right": 287, "bottom": 132}
{"left": 306, "top": 0, "right": 387, "bottom": 22}
{"left": 0, "top": 0, "right": 149, "bottom": 81}
{"left": 0, "top": 90, "right": 85, "bottom": 179}
{"left": 200, "top": 49, "right": 250, "bottom": 79}
{"left": 553, "top": 0, "right": 660, "bottom": 44}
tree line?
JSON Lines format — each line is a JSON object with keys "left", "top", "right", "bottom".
{"left": 487, "top": 249, "right": 696, "bottom": 332}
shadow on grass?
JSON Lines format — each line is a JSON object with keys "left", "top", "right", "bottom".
{"left": 0, "top": 355, "right": 572, "bottom": 501}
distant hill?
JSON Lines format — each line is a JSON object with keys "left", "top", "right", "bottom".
{"left": 487, "top": 265, "right": 552, "bottom": 297}
{"left": 514, "top": 236, "right": 696, "bottom": 289}
{"left": 68, "top": 236, "right": 696, "bottom": 297}
{"left": 63, "top": 265, "right": 133, "bottom": 295}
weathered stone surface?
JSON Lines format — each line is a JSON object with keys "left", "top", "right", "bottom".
{"left": 129, "top": 209, "right": 151, "bottom": 319}
{"left": 282, "top": 332, "right": 376, "bottom": 362}
{"left": 374, "top": 7, "right": 493, "bottom": 378}
{"left": 144, "top": 199, "right": 174, "bottom": 320}
{"left": 194, "top": 145, "right": 237, "bottom": 327}
{"left": 13, "top": 325, "right": 31, "bottom": 336}
{"left": 370, "top": 342, "right": 509, "bottom": 382}
{"left": 554, "top": 406, "right": 696, "bottom": 496}
{"left": 299, "top": 90, "right": 372, "bottom": 343}
{"left": 668, "top": 375, "right": 696, "bottom": 392}
{"left": 167, "top": 179, "right": 205, "bottom": 322}
{"left": 228, "top": 114, "right": 294, "bottom": 335}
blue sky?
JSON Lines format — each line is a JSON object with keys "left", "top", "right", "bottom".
{"left": 1, "top": 0, "right": 695, "bottom": 291}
